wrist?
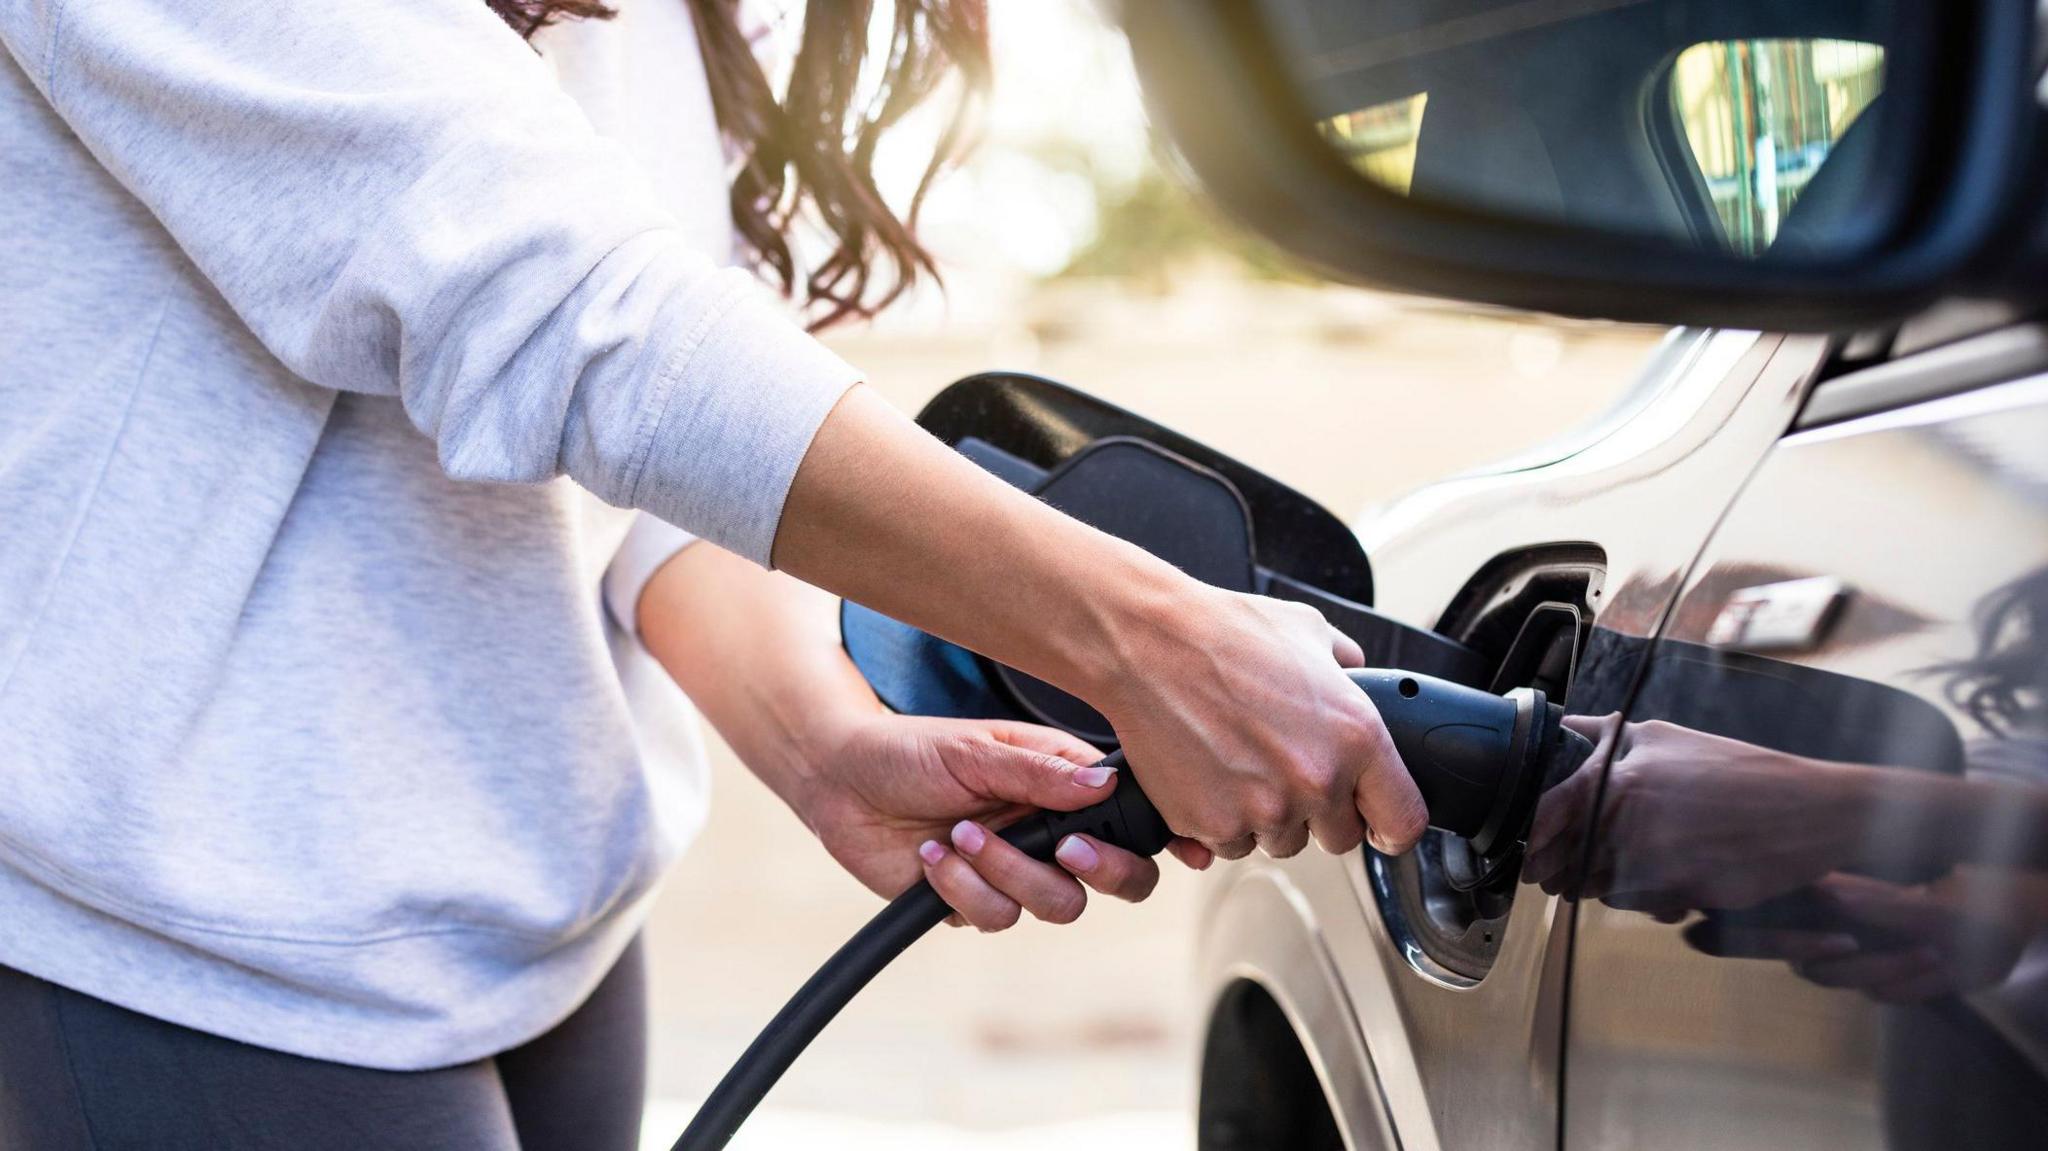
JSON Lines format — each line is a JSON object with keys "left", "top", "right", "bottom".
{"left": 759, "top": 692, "right": 885, "bottom": 829}
{"left": 1051, "top": 540, "right": 1209, "bottom": 716}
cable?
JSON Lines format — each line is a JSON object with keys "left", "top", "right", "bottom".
{"left": 671, "top": 750, "right": 1167, "bottom": 1151}
{"left": 671, "top": 879, "right": 952, "bottom": 1150}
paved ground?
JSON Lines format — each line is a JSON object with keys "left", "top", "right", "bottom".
{"left": 639, "top": 1102, "right": 1190, "bottom": 1150}
{"left": 638, "top": 277, "right": 1662, "bottom": 1145}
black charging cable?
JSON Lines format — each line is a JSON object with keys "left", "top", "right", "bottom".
{"left": 671, "top": 749, "right": 1171, "bottom": 1151}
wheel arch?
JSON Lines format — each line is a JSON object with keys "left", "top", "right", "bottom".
{"left": 1195, "top": 866, "right": 1398, "bottom": 1151}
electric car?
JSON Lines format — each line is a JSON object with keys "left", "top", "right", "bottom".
{"left": 1114, "top": 2, "right": 2048, "bottom": 1149}
{"left": 847, "top": 2, "right": 2045, "bottom": 1146}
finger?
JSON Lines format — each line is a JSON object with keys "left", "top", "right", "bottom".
{"left": 1353, "top": 710, "right": 1428, "bottom": 855}
{"left": 1329, "top": 626, "right": 1365, "bottom": 669}
{"left": 1522, "top": 819, "right": 1585, "bottom": 894}
{"left": 1818, "top": 876, "right": 1950, "bottom": 937}
{"left": 949, "top": 821, "right": 1089, "bottom": 925}
{"left": 1601, "top": 891, "right": 1694, "bottom": 922}
{"left": 1054, "top": 834, "right": 1161, "bottom": 902}
{"left": 1525, "top": 748, "right": 1601, "bottom": 859}
{"left": 1258, "top": 821, "right": 1313, "bottom": 860}
{"left": 1683, "top": 923, "right": 1859, "bottom": 963}
{"left": 982, "top": 720, "right": 1106, "bottom": 768}
{"left": 952, "top": 732, "right": 1118, "bottom": 813}
{"left": 1308, "top": 803, "right": 1368, "bottom": 856}
{"left": 1208, "top": 835, "right": 1258, "bottom": 861}
{"left": 1167, "top": 837, "right": 1214, "bottom": 870}
{"left": 920, "top": 838, "right": 1023, "bottom": 932}
{"left": 1521, "top": 775, "right": 1591, "bottom": 890}
{"left": 1576, "top": 857, "right": 1621, "bottom": 903}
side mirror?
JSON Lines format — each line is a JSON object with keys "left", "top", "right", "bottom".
{"left": 1122, "top": 0, "right": 2042, "bottom": 330}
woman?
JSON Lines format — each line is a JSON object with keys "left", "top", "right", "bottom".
{"left": 0, "top": 1, "right": 1425, "bottom": 1147}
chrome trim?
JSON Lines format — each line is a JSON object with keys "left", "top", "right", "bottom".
{"left": 1796, "top": 322, "right": 2048, "bottom": 429}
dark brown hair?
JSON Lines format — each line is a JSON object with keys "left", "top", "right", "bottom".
{"left": 490, "top": 0, "right": 989, "bottom": 328}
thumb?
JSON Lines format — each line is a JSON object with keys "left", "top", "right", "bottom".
{"left": 1330, "top": 625, "right": 1365, "bottom": 669}
{"left": 982, "top": 719, "right": 1107, "bottom": 767}
{"left": 1561, "top": 712, "right": 1621, "bottom": 744}
{"left": 954, "top": 727, "right": 1119, "bottom": 813}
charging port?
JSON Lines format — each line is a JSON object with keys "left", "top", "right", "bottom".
{"left": 1368, "top": 547, "right": 1603, "bottom": 982}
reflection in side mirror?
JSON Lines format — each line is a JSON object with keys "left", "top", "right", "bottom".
{"left": 1269, "top": 1, "right": 1892, "bottom": 261}
{"left": 1668, "top": 39, "right": 1884, "bottom": 256}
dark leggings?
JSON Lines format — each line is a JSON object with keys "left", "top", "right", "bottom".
{"left": 0, "top": 939, "right": 647, "bottom": 1151}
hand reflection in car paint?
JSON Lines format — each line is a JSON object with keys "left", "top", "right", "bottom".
{"left": 1523, "top": 568, "right": 2048, "bottom": 1008}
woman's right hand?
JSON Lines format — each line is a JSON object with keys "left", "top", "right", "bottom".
{"left": 775, "top": 386, "right": 1426, "bottom": 864}
{"left": 1091, "top": 583, "right": 1427, "bottom": 861}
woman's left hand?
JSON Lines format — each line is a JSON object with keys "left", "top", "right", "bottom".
{"left": 796, "top": 714, "right": 1213, "bottom": 931}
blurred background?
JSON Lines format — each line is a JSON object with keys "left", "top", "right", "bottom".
{"left": 640, "top": 1, "right": 1663, "bottom": 1146}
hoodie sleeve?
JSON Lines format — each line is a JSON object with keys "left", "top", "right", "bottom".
{"left": 1, "top": 0, "right": 858, "bottom": 564}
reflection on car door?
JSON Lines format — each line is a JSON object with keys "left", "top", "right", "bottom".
{"left": 1560, "top": 374, "right": 2048, "bottom": 1149}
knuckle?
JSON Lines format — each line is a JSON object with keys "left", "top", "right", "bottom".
{"left": 1245, "top": 790, "right": 1291, "bottom": 833}
{"left": 1287, "top": 756, "right": 1342, "bottom": 800}
{"left": 1198, "top": 802, "right": 1251, "bottom": 844}
{"left": 1283, "top": 601, "right": 1323, "bottom": 628}
{"left": 1120, "top": 866, "right": 1162, "bottom": 901}
{"left": 968, "top": 898, "right": 1018, "bottom": 932}
{"left": 1035, "top": 751, "right": 1079, "bottom": 778}
{"left": 1207, "top": 837, "right": 1252, "bottom": 861}
{"left": 1263, "top": 834, "right": 1307, "bottom": 860}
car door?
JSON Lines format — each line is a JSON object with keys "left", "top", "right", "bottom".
{"left": 1561, "top": 330, "right": 2048, "bottom": 1149}
{"left": 1213, "top": 328, "right": 1827, "bottom": 1151}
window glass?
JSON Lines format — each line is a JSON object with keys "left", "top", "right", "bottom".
{"left": 1669, "top": 39, "right": 1884, "bottom": 254}
{"left": 1320, "top": 93, "right": 1428, "bottom": 195}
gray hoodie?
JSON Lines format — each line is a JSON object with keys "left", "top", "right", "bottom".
{"left": 0, "top": 0, "right": 857, "bottom": 1069}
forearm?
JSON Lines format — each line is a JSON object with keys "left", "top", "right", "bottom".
{"left": 771, "top": 386, "right": 1199, "bottom": 710}
{"left": 1795, "top": 760, "right": 2048, "bottom": 878}
{"left": 1899, "top": 772, "right": 2048, "bottom": 873}
{"left": 636, "top": 542, "right": 882, "bottom": 823}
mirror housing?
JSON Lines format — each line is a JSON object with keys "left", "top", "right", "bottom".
{"left": 1122, "top": 0, "right": 2043, "bottom": 330}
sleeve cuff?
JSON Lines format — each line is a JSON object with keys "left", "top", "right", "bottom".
{"left": 602, "top": 514, "right": 700, "bottom": 641}
{"left": 627, "top": 274, "right": 862, "bottom": 567}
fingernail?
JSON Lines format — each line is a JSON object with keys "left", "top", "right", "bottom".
{"left": 1074, "top": 765, "right": 1114, "bottom": 789}
{"left": 1055, "top": 835, "right": 1099, "bottom": 873}
{"left": 1367, "top": 830, "right": 1400, "bottom": 855}
{"left": 918, "top": 840, "right": 946, "bottom": 866}
{"left": 950, "top": 820, "right": 987, "bottom": 855}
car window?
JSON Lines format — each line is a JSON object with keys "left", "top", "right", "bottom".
{"left": 1319, "top": 92, "right": 1429, "bottom": 195}
{"left": 1666, "top": 39, "right": 1885, "bottom": 254}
